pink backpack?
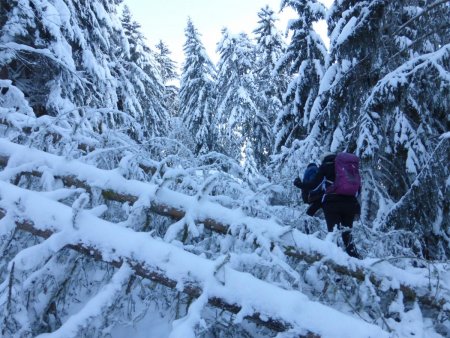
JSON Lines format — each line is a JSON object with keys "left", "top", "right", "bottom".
{"left": 326, "top": 152, "right": 361, "bottom": 196}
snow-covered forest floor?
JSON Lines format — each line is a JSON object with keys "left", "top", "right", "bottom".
{"left": 0, "top": 108, "right": 449, "bottom": 337}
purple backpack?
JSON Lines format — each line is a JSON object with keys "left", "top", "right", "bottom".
{"left": 326, "top": 152, "right": 361, "bottom": 196}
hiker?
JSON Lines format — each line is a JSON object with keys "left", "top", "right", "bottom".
{"left": 293, "top": 152, "right": 361, "bottom": 259}
{"left": 299, "top": 163, "right": 322, "bottom": 217}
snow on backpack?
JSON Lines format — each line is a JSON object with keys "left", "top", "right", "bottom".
{"left": 326, "top": 152, "right": 361, "bottom": 196}
{"left": 301, "top": 163, "right": 319, "bottom": 203}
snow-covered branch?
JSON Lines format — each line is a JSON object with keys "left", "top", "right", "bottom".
{"left": 0, "top": 139, "right": 447, "bottom": 318}
{"left": 0, "top": 184, "right": 390, "bottom": 337}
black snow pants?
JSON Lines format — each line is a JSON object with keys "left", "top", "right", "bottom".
{"left": 322, "top": 199, "right": 360, "bottom": 258}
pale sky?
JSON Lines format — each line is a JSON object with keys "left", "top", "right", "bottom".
{"left": 123, "top": 0, "right": 333, "bottom": 68}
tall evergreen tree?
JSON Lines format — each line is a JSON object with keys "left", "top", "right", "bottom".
{"left": 154, "top": 40, "right": 178, "bottom": 84}
{"left": 253, "top": 6, "right": 287, "bottom": 136}
{"left": 179, "top": 18, "right": 216, "bottom": 154}
{"left": 358, "top": 1, "right": 450, "bottom": 259}
{"left": 120, "top": 5, "right": 168, "bottom": 137}
{"left": 312, "top": 0, "right": 450, "bottom": 258}
{"left": 154, "top": 40, "right": 179, "bottom": 116}
{"left": 272, "top": 0, "right": 327, "bottom": 157}
{"left": 215, "top": 29, "right": 271, "bottom": 168}
{"left": 0, "top": 0, "right": 168, "bottom": 143}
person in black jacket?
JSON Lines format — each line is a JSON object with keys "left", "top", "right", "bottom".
{"left": 301, "top": 163, "right": 322, "bottom": 217}
{"left": 294, "top": 153, "right": 361, "bottom": 259}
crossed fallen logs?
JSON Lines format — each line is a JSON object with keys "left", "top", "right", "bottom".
{"left": 0, "top": 181, "right": 390, "bottom": 338}
{"left": 0, "top": 208, "right": 293, "bottom": 335}
{"left": 0, "top": 139, "right": 447, "bottom": 320}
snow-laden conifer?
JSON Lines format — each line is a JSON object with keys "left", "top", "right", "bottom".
{"left": 215, "top": 29, "right": 271, "bottom": 169}
{"left": 315, "top": 0, "right": 450, "bottom": 258}
{"left": 155, "top": 40, "right": 179, "bottom": 117}
{"left": 0, "top": 0, "right": 168, "bottom": 146}
{"left": 179, "top": 18, "right": 217, "bottom": 154}
{"left": 272, "top": 0, "right": 326, "bottom": 155}
{"left": 120, "top": 5, "right": 169, "bottom": 137}
{"left": 253, "top": 6, "right": 287, "bottom": 137}
{"left": 155, "top": 40, "right": 178, "bottom": 85}
{"left": 268, "top": 0, "right": 327, "bottom": 189}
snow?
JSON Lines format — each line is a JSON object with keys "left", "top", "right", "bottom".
{"left": 169, "top": 292, "right": 208, "bottom": 338}
{"left": 335, "top": 16, "right": 357, "bottom": 46}
{"left": 0, "top": 80, "right": 34, "bottom": 116}
{"left": 1, "top": 138, "right": 446, "bottom": 310}
{"left": 36, "top": 265, "right": 132, "bottom": 338}
{"left": 1, "top": 1, "right": 449, "bottom": 335}
{"left": 0, "top": 42, "right": 71, "bottom": 70}
{"left": 366, "top": 43, "right": 450, "bottom": 107}
{"left": 0, "top": 178, "right": 389, "bottom": 338}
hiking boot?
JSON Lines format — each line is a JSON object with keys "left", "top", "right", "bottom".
{"left": 346, "top": 245, "right": 361, "bottom": 259}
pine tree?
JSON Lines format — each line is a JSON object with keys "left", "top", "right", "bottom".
{"left": 179, "top": 18, "right": 217, "bottom": 154}
{"left": 273, "top": 0, "right": 326, "bottom": 153}
{"left": 215, "top": 29, "right": 271, "bottom": 168}
{"left": 120, "top": 5, "right": 168, "bottom": 137}
{"left": 315, "top": 0, "right": 450, "bottom": 258}
{"left": 154, "top": 40, "right": 179, "bottom": 116}
{"left": 253, "top": 6, "right": 287, "bottom": 135}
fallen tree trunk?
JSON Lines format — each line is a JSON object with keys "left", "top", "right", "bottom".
{"left": 0, "top": 207, "right": 318, "bottom": 336}
{"left": 0, "top": 149, "right": 447, "bottom": 315}
{"left": 0, "top": 154, "right": 227, "bottom": 233}
{"left": 284, "top": 248, "right": 446, "bottom": 312}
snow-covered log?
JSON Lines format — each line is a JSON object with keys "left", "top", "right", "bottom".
{"left": 0, "top": 139, "right": 447, "bottom": 319}
{"left": 0, "top": 210, "right": 289, "bottom": 333}
{"left": 0, "top": 182, "right": 391, "bottom": 338}
{"left": 0, "top": 138, "right": 447, "bottom": 319}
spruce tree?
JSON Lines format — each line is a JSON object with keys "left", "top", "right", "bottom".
{"left": 316, "top": 0, "right": 450, "bottom": 258}
{"left": 0, "top": 0, "right": 168, "bottom": 143}
{"left": 120, "top": 5, "right": 168, "bottom": 137}
{"left": 215, "top": 29, "right": 271, "bottom": 169}
{"left": 154, "top": 40, "right": 179, "bottom": 116}
{"left": 179, "top": 18, "right": 217, "bottom": 154}
{"left": 155, "top": 40, "right": 178, "bottom": 84}
{"left": 271, "top": 0, "right": 327, "bottom": 171}
{"left": 359, "top": 1, "right": 450, "bottom": 259}
{"left": 253, "top": 6, "right": 287, "bottom": 135}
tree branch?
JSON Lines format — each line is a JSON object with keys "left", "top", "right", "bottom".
{"left": 394, "top": 0, "right": 450, "bottom": 35}
{"left": 0, "top": 207, "right": 306, "bottom": 335}
{"left": 0, "top": 151, "right": 446, "bottom": 315}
